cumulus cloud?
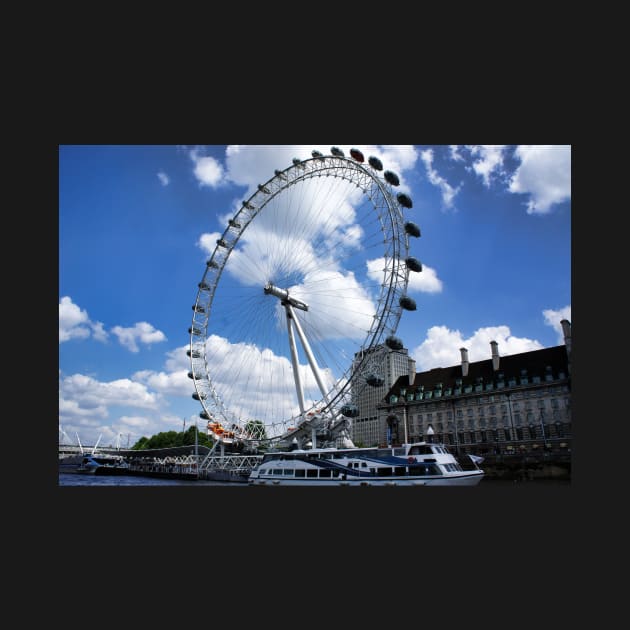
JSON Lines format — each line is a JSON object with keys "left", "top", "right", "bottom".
{"left": 197, "top": 232, "right": 223, "bottom": 257}
{"left": 420, "top": 148, "right": 461, "bottom": 210}
{"left": 467, "top": 145, "right": 507, "bottom": 187}
{"left": 411, "top": 324, "right": 543, "bottom": 371}
{"left": 58, "top": 372, "right": 162, "bottom": 442}
{"left": 509, "top": 145, "right": 571, "bottom": 214}
{"left": 133, "top": 367, "right": 192, "bottom": 397}
{"left": 110, "top": 322, "right": 167, "bottom": 353}
{"left": 543, "top": 305, "right": 572, "bottom": 344}
{"left": 366, "top": 258, "right": 443, "bottom": 294}
{"left": 200, "top": 333, "right": 338, "bottom": 430}
{"left": 189, "top": 147, "right": 226, "bottom": 188}
{"left": 157, "top": 171, "right": 170, "bottom": 186}
{"left": 223, "top": 145, "right": 418, "bottom": 194}
{"left": 449, "top": 145, "right": 464, "bottom": 161}
{"left": 406, "top": 264, "right": 443, "bottom": 294}
{"left": 59, "top": 296, "right": 108, "bottom": 344}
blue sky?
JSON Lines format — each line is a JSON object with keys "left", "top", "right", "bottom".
{"left": 59, "top": 145, "right": 571, "bottom": 447}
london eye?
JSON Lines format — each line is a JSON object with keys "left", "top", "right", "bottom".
{"left": 188, "top": 147, "right": 422, "bottom": 446}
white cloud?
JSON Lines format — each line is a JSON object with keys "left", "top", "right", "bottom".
{"left": 406, "top": 264, "right": 443, "bottom": 293}
{"left": 223, "top": 145, "right": 418, "bottom": 194}
{"left": 60, "top": 373, "right": 161, "bottom": 412}
{"left": 411, "top": 324, "right": 543, "bottom": 371}
{"left": 111, "top": 322, "right": 167, "bottom": 353}
{"left": 200, "top": 333, "right": 338, "bottom": 431}
{"left": 133, "top": 367, "right": 192, "bottom": 397}
{"left": 467, "top": 145, "right": 507, "bottom": 187}
{"left": 543, "top": 305, "right": 571, "bottom": 344}
{"left": 449, "top": 145, "right": 464, "bottom": 161}
{"left": 59, "top": 296, "right": 108, "bottom": 344}
{"left": 420, "top": 148, "right": 461, "bottom": 210}
{"left": 189, "top": 148, "right": 226, "bottom": 188}
{"left": 509, "top": 145, "right": 571, "bottom": 214}
{"left": 367, "top": 258, "right": 443, "bottom": 294}
{"left": 157, "top": 171, "right": 170, "bottom": 186}
{"left": 197, "top": 232, "right": 223, "bottom": 256}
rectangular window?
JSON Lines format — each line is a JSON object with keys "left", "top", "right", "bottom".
{"left": 295, "top": 469, "right": 305, "bottom": 477}
{"left": 306, "top": 469, "right": 317, "bottom": 478}
{"left": 319, "top": 469, "right": 331, "bottom": 478}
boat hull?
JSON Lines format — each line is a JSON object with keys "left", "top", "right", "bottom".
{"left": 249, "top": 472, "right": 484, "bottom": 487}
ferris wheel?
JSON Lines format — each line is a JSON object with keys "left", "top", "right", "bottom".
{"left": 188, "top": 146, "right": 422, "bottom": 446}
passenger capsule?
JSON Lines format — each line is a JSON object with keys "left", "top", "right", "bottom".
{"left": 258, "top": 184, "right": 271, "bottom": 194}
{"left": 242, "top": 201, "right": 256, "bottom": 210}
{"left": 206, "top": 259, "right": 218, "bottom": 268}
{"left": 368, "top": 156, "right": 383, "bottom": 170}
{"left": 384, "top": 170, "right": 400, "bottom": 186}
{"left": 200, "top": 410, "right": 210, "bottom": 420}
{"left": 187, "top": 349, "right": 202, "bottom": 358}
{"left": 399, "top": 296, "right": 417, "bottom": 311}
{"left": 404, "top": 222, "right": 421, "bottom": 238}
{"left": 340, "top": 404, "right": 360, "bottom": 417}
{"left": 192, "top": 304, "right": 206, "bottom": 313}
{"left": 198, "top": 281, "right": 210, "bottom": 290}
{"left": 311, "top": 150, "right": 324, "bottom": 159}
{"left": 331, "top": 146, "right": 345, "bottom": 157}
{"left": 274, "top": 169, "right": 288, "bottom": 180}
{"left": 385, "top": 335, "right": 404, "bottom": 350}
{"left": 366, "top": 374, "right": 385, "bottom": 387}
{"left": 397, "top": 193, "right": 413, "bottom": 208}
{"left": 192, "top": 391, "right": 207, "bottom": 400}
{"left": 228, "top": 219, "right": 241, "bottom": 228}
{"left": 188, "top": 327, "right": 202, "bottom": 336}
{"left": 187, "top": 371, "right": 196, "bottom": 380}
{"left": 216, "top": 238, "right": 228, "bottom": 247}
{"left": 405, "top": 257, "right": 423, "bottom": 272}
{"left": 350, "top": 148, "right": 365, "bottom": 162}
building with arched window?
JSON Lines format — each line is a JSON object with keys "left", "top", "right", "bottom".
{"left": 366, "top": 321, "right": 572, "bottom": 457}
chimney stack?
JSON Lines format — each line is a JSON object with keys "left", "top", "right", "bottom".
{"left": 560, "top": 319, "right": 571, "bottom": 374}
{"left": 408, "top": 357, "right": 416, "bottom": 386}
{"left": 460, "top": 347, "right": 469, "bottom": 377}
{"left": 490, "top": 340, "right": 500, "bottom": 371}
{"left": 560, "top": 319, "right": 571, "bottom": 355}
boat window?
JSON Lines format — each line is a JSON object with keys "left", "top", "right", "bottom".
{"left": 377, "top": 467, "right": 393, "bottom": 477}
{"left": 306, "top": 469, "right": 317, "bottom": 478}
{"left": 395, "top": 467, "right": 407, "bottom": 476}
{"left": 409, "top": 445, "right": 433, "bottom": 455}
{"left": 283, "top": 469, "right": 293, "bottom": 476}
{"left": 273, "top": 469, "right": 283, "bottom": 475}
{"left": 332, "top": 470, "right": 340, "bottom": 477}
{"left": 295, "top": 469, "right": 305, "bottom": 477}
{"left": 319, "top": 469, "right": 331, "bottom": 477}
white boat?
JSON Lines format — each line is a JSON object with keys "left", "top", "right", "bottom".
{"left": 248, "top": 441, "right": 484, "bottom": 486}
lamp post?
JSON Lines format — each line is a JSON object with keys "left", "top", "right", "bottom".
{"left": 403, "top": 404, "right": 409, "bottom": 444}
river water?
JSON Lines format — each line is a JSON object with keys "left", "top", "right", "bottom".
{"left": 58, "top": 472, "right": 570, "bottom": 487}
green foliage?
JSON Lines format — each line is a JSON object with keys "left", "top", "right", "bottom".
{"left": 132, "top": 425, "right": 214, "bottom": 450}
